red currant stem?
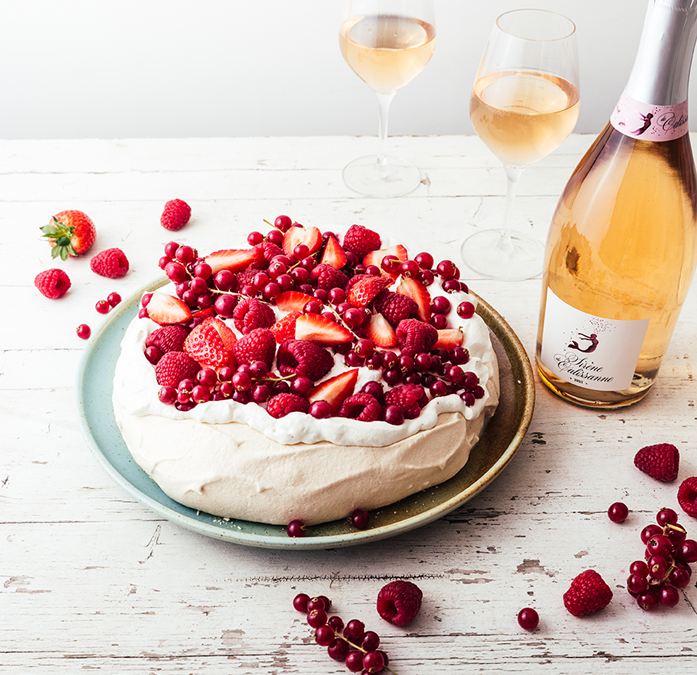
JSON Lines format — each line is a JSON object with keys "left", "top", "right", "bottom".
{"left": 328, "top": 629, "right": 398, "bottom": 675}
{"left": 325, "top": 304, "right": 361, "bottom": 340}
{"left": 663, "top": 523, "right": 686, "bottom": 535}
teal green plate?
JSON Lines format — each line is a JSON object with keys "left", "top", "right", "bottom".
{"left": 75, "top": 279, "right": 534, "bottom": 550}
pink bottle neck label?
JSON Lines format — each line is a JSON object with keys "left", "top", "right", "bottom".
{"left": 611, "top": 92, "right": 688, "bottom": 141}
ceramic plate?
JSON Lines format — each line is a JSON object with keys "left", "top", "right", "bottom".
{"left": 75, "top": 278, "right": 534, "bottom": 550}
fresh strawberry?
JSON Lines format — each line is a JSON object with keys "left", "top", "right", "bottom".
{"left": 155, "top": 351, "right": 201, "bottom": 387}
{"left": 563, "top": 570, "right": 613, "bottom": 617}
{"left": 397, "top": 277, "right": 431, "bottom": 322}
{"left": 395, "top": 318, "right": 438, "bottom": 354}
{"left": 363, "top": 244, "right": 408, "bottom": 279}
{"left": 275, "top": 290, "right": 316, "bottom": 312}
{"left": 270, "top": 310, "right": 301, "bottom": 344}
{"left": 343, "top": 224, "right": 381, "bottom": 259}
{"left": 338, "top": 392, "right": 384, "bottom": 422}
{"left": 320, "top": 235, "right": 348, "bottom": 269}
{"left": 34, "top": 268, "right": 71, "bottom": 299}
{"left": 295, "top": 313, "right": 353, "bottom": 346}
{"left": 232, "top": 328, "right": 276, "bottom": 368}
{"left": 160, "top": 199, "right": 191, "bottom": 231}
{"left": 308, "top": 368, "right": 359, "bottom": 415}
{"left": 376, "top": 580, "right": 423, "bottom": 626}
{"left": 277, "top": 339, "right": 334, "bottom": 381}
{"left": 183, "top": 317, "right": 237, "bottom": 369}
{"left": 89, "top": 247, "right": 129, "bottom": 278}
{"left": 146, "top": 291, "right": 192, "bottom": 325}
{"left": 365, "top": 312, "right": 397, "bottom": 348}
{"left": 233, "top": 297, "right": 275, "bottom": 334}
{"left": 204, "top": 248, "right": 258, "bottom": 274}
{"left": 41, "top": 210, "right": 96, "bottom": 259}
{"left": 266, "top": 393, "right": 310, "bottom": 419}
{"left": 347, "top": 275, "right": 392, "bottom": 308}
{"left": 282, "top": 225, "right": 322, "bottom": 257}
{"left": 434, "top": 328, "right": 464, "bottom": 350}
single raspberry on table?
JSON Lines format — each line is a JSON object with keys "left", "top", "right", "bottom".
{"left": 267, "top": 393, "right": 310, "bottom": 419}
{"left": 395, "top": 318, "right": 438, "bottom": 355}
{"left": 634, "top": 443, "right": 680, "bottom": 482}
{"left": 277, "top": 339, "right": 334, "bottom": 381}
{"left": 338, "top": 392, "right": 384, "bottom": 422}
{"left": 677, "top": 476, "right": 697, "bottom": 518}
{"left": 154, "top": 350, "right": 201, "bottom": 387}
{"left": 343, "top": 224, "right": 381, "bottom": 259}
{"left": 385, "top": 384, "right": 427, "bottom": 419}
{"left": 563, "top": 570, "right": 613, "bottom": 617}
{"left": 312, "top": 263, "right": 349, "bottom": 291}
{"left": 90, "top": 247, "right": 130, "bottom": 278}
{"left": 373, "top": 290, "right": 417, "bottom": 326}
{"left": 146, "top": 325, "right": 189, "bottom": 354}
{"left": 34, "top": 268, "right": 71, "bottom": 299}
{"left": 233, "top": 297, "right": 275, "bottom": 334}
{"left": 232, "top": 328, "right": 276, "bottom": 368}
{"left": 376, "top": 580, "right": 423, "bottom": 626}
{"left": 160, "top": 199, "right": 191, "bottom": 231}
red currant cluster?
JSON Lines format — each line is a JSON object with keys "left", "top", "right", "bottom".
{"left": 626, "top": 507, "right": 697, "bottom": 610}
{"left": 293, "top": 594, "right": 392, "bottom": 674}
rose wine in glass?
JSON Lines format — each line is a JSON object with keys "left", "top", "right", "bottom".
{"left": 339, "top": 0, "right": 436, "bottom": 198}
{"left": 461, "top": 9, "right": 579, "bottom": 280}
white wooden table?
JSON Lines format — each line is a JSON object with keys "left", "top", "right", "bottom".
{"left": 2, "top": 135, "right": 696, "bottom": 674}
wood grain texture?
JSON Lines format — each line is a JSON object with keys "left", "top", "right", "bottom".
{"left": 1, "top": 135, "right": 695, "bottom": 674}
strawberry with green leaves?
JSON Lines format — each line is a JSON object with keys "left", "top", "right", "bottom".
{"left": 41, "top": 210, "right": 96, "bottom": 260}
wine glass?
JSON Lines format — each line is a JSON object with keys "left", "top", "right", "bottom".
{"left": 461, "top": 9, "right": 579, "bottom": 280}
{"left": 339, "top": 0, "right": 436, "bottom": 198}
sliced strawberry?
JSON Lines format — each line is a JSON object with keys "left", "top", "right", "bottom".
{"left": 397, "top": 277, "right": 431, "bottom": 322}
{"left": 146, "top": 291, "right": 192, "bottom": 325}
{"left": 363, "top": 244, "right": 408, "bottom": 279}
{"left": 320, "top": 235, "right": 348, "bottom": 269}
{"left": 434, "top": 328, "right": 464, "bottom": 350}
{"left": 347, "top": 275, "right": 392, "bottom": 308}
{"left": 308, "top": 369, "right": 359, "bottom": 415}
{"left": 365, "top": 312, "right": 397, "bottom": 348}
{"left": 282, "top": 225, "right": 322, "bottom": 257}
{"left": 183, "top": 317, "right": 237, "bottom": 368}
{"left": 204, "top": 248, "right": 257, "bottom": 274}
{"left": 270, "top": 310, "right": 301, "bottom": 344}
{"left": 275, "top": 290, "right": 316, "bottom": 312}
{"left": 295, "top": 313, "right": 353, "bottom": 346}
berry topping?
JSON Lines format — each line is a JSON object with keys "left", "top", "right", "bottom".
{"left": 204, "top": 248, "right": 258, "bottom": 274}
{"left": 233, "top": 297, "right": 275, "bottom": 334}
{"left": 41, "top": 209, "right": 96, "bottom": 259}
{"left": 343, "top": 224, "right": 381, "bottom": 259}
{"left": 89, "top": 247, "right": 130, "bottom": 278}
{"left": 434, "top": 328, "right": 464, "bottom": 350}
{"left": 183, "top": 317, "right": 237, "bottom": 369}
{"left": 282, "top": 225, "right": 322, "bottom": 257}
{"left": 384, "top": 384, "right": 426, "bottom": 419}
{"left": 312, "top": 263, "right": 350, "bottom": 291}
{"left": 365, "top": 312, "right": 397, "bottom": 348}
{"left": 338, "top": 393, "right": 383, "bottom": 422}
{"left": 363, "top": 244, "right": 408, "bottom": 278}
{"left": 395, "top": 318, "right": 438, "bottom": 355}
{"left": 154, "top": 351, "right": 201, "bottom": 387}
{"left": 34, "top": 268, "right": 71, "bottom": 299}
{"left": 347, "top": 275, "right": 392, "bottom": 308}
{"left": 678, "top": 477, "right": 697, "bottom": 518}
{"left": 275, "top": 290, "right": 316, "bottom": 312}
{"left": 396, "top": 277, "right": 431, "bottom": 322}
{"left": 376, "top": 580, "right": 423, "bottom": 626}
{"left": 320, "top": 234, "right": 348, "bottom": 269}
{"left": 294, "top": 313, "right": 354, "bottom": 347}
{"left": 373, "top": 290, "right": 417, "bottom": 327}
{"left": 563, "top": 570, "right": 613, "bottom": 616}
{"left": 270, "top": 310, "right": 301, "bottom": 344}
{"left": 267, "top": 393, "right": 310, "bottom": 419}
{"left": 146, "top": 324, "right": 189, "bottom": 354}
{"left": 277, "top": 339, "right": 334, "bottom": 381}
{"left": 232, "top": 328, "right": 276, "bottom": 368}
{"left": 160, "top": 199, "right": 191, "bottom": 231}
{"left": 146, "top": 291, "right": 192, "bottom": 325}
{"left": 634, "top": 443, "right": 680, "bottom": 482}
{"left": 308, "top": 369, "right": 359, "bottom": 416}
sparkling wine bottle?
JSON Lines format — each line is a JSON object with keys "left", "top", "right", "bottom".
{"left": 536, "top": 0, "right": 697, "bottom": 408}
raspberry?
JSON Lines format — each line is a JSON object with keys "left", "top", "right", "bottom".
{"left": 634, "top": 443, "right": 680, "bottom": 482}
{"left": 232, "top": 328, "right": 276, "bottom": 368}
{"left": 160, "top": 199, "right": 191, "bottom": 231}
{"left": 146, "top": 325, "right": 189, "bottom": 354}
{"left": 277, "top": 340, "right": 334, "bottom": 381}
{"left": 154, "top": 351, "right": 200, "bottom": 387}
{"left": 236, "top": 268, "right": 257, "bottom": 289}
{"left": 270, "top": 310, "right": 301, "bottom": 343}
{"left": 34, "top": 268, "right": 71, "bottom": 299}
{"left": 266, "top": 393, "right": 310, "bottom": 419}
{"left": 384, "top": 384, "right": 426, "bottom": 419}
{"left": 373, "top": 290, "right": 417, "bottom": 326}
{"left": 233, "top": 297, "right": 275, "bottom": 334}
{"left": 343, "top": 224, "right": 381, "bottom": 259}
{"left": 256, "top": 241, "right": 283, "bottom": 265}
{"left": 395, "top": 318, "right": 438, "bottom": 355}
{"left": 338, "top": 393, "right": 384, "bottom": 422}
{"left": 677, "top": 476, "right": 697, "bottom": 518}
{"left": 376, "top": 580, "right": 423, "bottom": 626}
{"left": 563, "top": 570, "right": 613, "bottom": 617}
{"left": 312, "top": 263, "right": 349, "bottom": 291}
{"left": 90, "top": 247, "right": 130, "bottom": 278}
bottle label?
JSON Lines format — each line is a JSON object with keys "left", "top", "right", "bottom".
{"left": 540, "top": 289, "right": 649, "bottom": 391}
{"left": 611, "top": 92, "right": 688, "bottom": 141}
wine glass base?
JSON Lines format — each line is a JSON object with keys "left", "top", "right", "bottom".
{"left": 460, "top": 229, "right": 544, "bottom": 281}
{"left": 342, "top": 155, "right": 423, "bottom": 198}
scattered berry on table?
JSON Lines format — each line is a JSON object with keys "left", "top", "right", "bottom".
{"left": 376, "top": 579, "right": 423, "bottom": 626}
{"left": 678, "top": 477, "right": 697, "bottom": 518}
{"left": 107, "top": 292, "right": 122, "bottom": 307}
{"left": 76, "top": 324, "right": 91, "bottom": 340}
{"left": 95, "top": 299, "right": 111, "bottom": 314}
{"left": 34, "top": 268, "right": 71, "bottom": 299}
{"left": 160, "top": 199, "right": 191, "bottom": 231}
{"left": 41, "top": 209, "right": 96, "bottom": 259}
{"left": 563, "top": 570, "right": 613, "bottom": 617}
{"left": 633, "top": 443, "right": 680, "bottom": 482}
{"left": 607, "top": 502, "right": 629, "bottom": 523}
{"left": 90, "top": 247, "right": 130, "bottom": 278}
{"left": 517, "top": 607, "right": 539, "bottom": 631}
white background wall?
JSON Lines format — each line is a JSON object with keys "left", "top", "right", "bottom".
{"left": 0, "top": 0, "right": 685, "bottom": 139}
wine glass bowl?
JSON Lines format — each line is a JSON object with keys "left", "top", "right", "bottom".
{"left": 462, "top": 9, "right": 579, "bottom": 280}
{"left": 339, "top": 0, "right": 436, "bottom": 198}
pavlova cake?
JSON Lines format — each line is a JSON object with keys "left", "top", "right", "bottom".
{"left": 112, "top": 217, "right": 499, "bottom": 528}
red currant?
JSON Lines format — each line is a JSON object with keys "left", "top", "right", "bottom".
{"left": 95, "top": 299, "right": 110, "bottom": 314}
{"left": 76, "top": 323, "right": 91, "bottom": 340}
{"left": 287, "top": 519, "right": 305, "bottom": 538}
{"left": 608, "top": 502, "right": 629, "bottom": 523}
{"left": 517, "top": 607, "right": 539, "bottom": 631}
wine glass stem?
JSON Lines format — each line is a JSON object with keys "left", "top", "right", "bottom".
{"left": 498, "top": 165, "right": 523, "bottom": 253}
{"left": 375, "top": 92, "right": 396, "bottom": 173}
